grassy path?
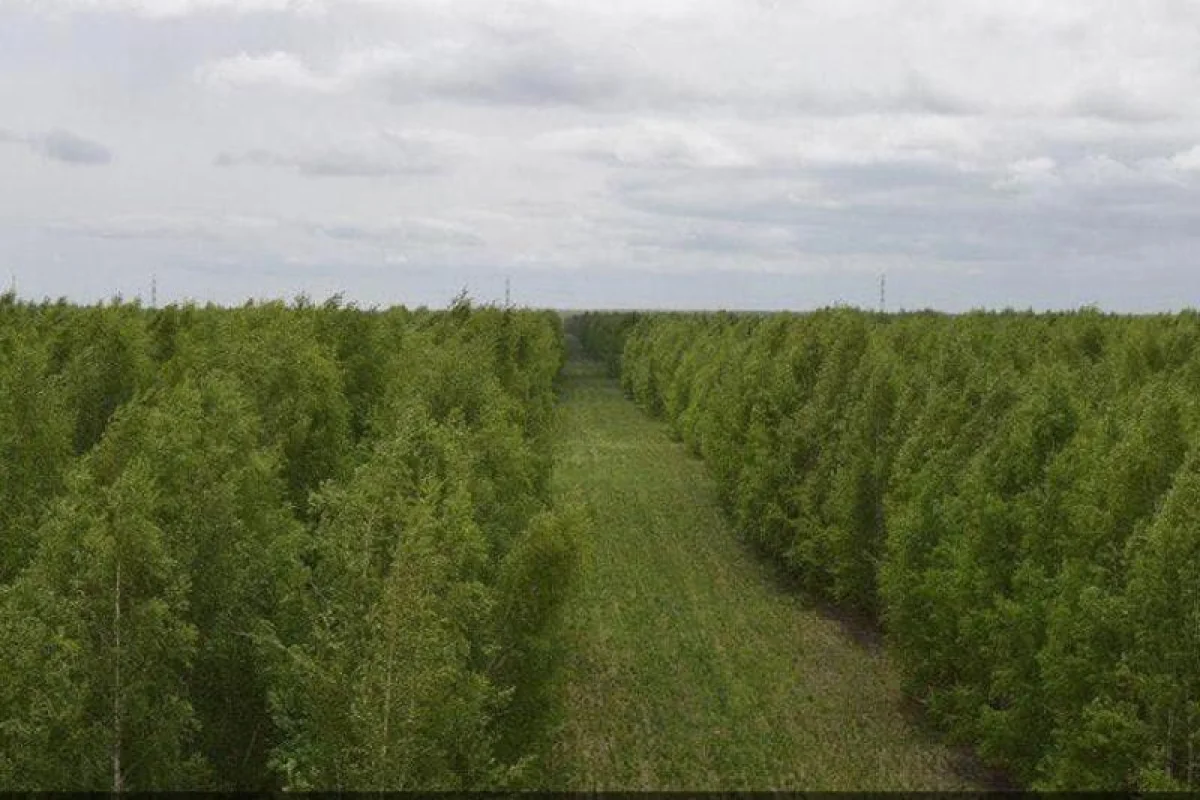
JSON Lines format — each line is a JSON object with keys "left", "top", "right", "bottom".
{"left": 546, "top": 360, "right": 976, "bottom": 791}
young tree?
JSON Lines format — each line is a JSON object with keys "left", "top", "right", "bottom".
{"left": 0, "top": 461, "right": 203, "bottom": 790}
{"left": 0, "top": 330, "right": 73, "bottom": 582}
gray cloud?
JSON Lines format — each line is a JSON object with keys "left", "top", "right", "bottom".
{"left": 0, "top": 127, "right": 113, "bottom": 165}
{"left": 193, "top": 36, "right": 979, "bottom": 117}
{"left": 309, "top": 218, "right": 484, "bottom": 247}
{"left": 43, "top": 211, "right": 486, "bottom": 244}
{"left": 214, "top": 130, "right": 463, "bottom": 177}
{"left": 35, "top": 129, "right": 114, "bottom": 164}
{"left": 610, "top": 148, "right": 1200, "bottom": 270}
{"left": 535, "top": 121, "right": 755, "bottom": 169}
{"left": 196, "top": 34, "right": 675, "bottom": 111}
{"left": 1069, "top": 88, "right": 1178, "bottom": 124}
{"left": 7, "top": 0, "right": 315, "bottom": 19}
{"left": 6, "top": 0, "right": 1200, "bottom": 310}
{"left": 44, "top": 213, "right": 276, "bottom": 241}
{"left": 215, "top": 148, "right": 441, "bottom": 177}
{"left": 393, "top": 34, "right": 631, "bottom": 108}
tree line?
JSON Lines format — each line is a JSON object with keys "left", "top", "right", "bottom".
{"left": 0, "top": 293, "right": 583, "bottom": 790}
{"left": 573, "top": 308, "right": 1200, "bottom": 791}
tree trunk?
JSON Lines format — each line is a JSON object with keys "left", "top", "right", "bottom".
{"left": 113, "top": 556, "right": 124, "bottom": 793}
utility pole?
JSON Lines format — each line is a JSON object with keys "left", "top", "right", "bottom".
{"left": 151, "top": 274, "right": 157, "bottom": 308}
{"left": 505, "top": 276, "right": 511, "bottom": 308}
{"left": 7, "top": 271, "right": 15, "bottom": 297}
{"left": 879, "top": 271, "right": 887, "bottom": 313}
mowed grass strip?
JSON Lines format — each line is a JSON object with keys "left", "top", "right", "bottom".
{"left": 548, "top": 360, "right": 975, "bottom": 791}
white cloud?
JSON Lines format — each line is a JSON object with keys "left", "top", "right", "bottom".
{"left": 196, "top": 51, "right": 335, "bottom": 92}
{"left": 535, "top": 121, "right": 754, "bottom": 169}
{"left": 1075, "top": 155, "right": 1146, "bottom": 187}
{"left": 214, "top": 129, "right": 472, "bottom": 177}
{"left": 48, "top": 213, "right": 246, "bottom": 240}
{"left": 783, "top": 116, "right": 987, "bottom": 168}
{"left": 993, "top": 157, "right": 1061, "bottom": 192}
{"left": 310, "top": 216, "right": 484, "bottom": 247}
{"left": 5, "top": 0, "right": 321, "bottom": 18}
{"left": 177, "top": 1, "right": 1200, "bottom": 124}
{"left": 194, "top": 36, "right": 657, "bottom": 109}
{"left": 45, "top": 212, "right": 485, "bottom": 261}
{"left": 1171, "top": 145, "right": 1200, "bottom": 172}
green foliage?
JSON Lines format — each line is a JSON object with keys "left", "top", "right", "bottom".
{"left": 567, "top": 311, "right": 640, "bottom": 377}
{"left": 270, "top": 418, "right": 499, "bottom": 790}
{"left": 0, "top": 460, "right": 204, "bottom": 790}
{"left": 0, "top": 329, "right": 73, "bottom": 581}
{"left": 53, "top": 301, "right": 156, "bottom": 455}
{"left": 0, "top": 297, "right": 575, "bottom": 790}
{"left": 1121, "top": 453, "right": 1200, "bottom": 790}
{"left": 490, "top": 503, "right": 585, "bottom": 766}
{"left": 590, "top": 307, "right": 1200, "bottom": 790}
{"left": 163, "top": 301, "right": 353, "bottom": 515}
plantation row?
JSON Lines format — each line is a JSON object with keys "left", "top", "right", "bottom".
{"left": 0, "top": 294, "right": 581, "bottom": 790}
{"left": 574, "top": 309, "right": 1200, "bottom": 791}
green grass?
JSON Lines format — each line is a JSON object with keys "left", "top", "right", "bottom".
{"left": 545, "top": 360, "right": 978, "bottom": 790}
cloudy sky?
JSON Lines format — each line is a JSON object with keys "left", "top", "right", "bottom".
{"left": 2, "top": 0, "right": 1200, "bottom": 310}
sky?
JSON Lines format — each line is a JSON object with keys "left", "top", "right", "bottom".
{"left": 2, "top": 0, "right": 1200, "bottom": 311}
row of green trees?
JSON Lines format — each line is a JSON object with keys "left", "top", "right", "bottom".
{"left": 0, "top": 293, "right": 582, "bottom": 790}
{"left": 579, "top": 308, "right": 1200, "bottom": 791}
{"left": 569, "top": 311, "right": 640, "bottom": 379}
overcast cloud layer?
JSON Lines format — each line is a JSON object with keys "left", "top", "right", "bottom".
{"left": 3, "top": 0, "right": 1200, "bottom": 310}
